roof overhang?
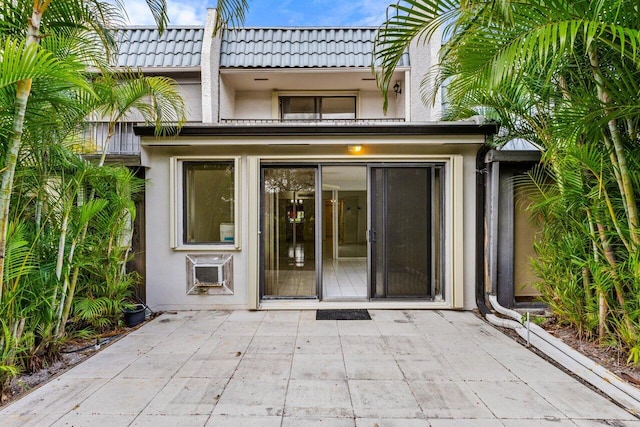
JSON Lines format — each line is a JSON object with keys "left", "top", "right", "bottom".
{"left": 219, "top": 67, "right": 408, "bottom": 91}
{"left": 134, "top": 121, "right": 500, "bottom": 138}
{"left": 86, "top": 66, "right": 201, "bottom": 74}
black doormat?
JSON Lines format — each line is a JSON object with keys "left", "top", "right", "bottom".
{"left": 316, "top": 309, "right": 371, "bottom": 320}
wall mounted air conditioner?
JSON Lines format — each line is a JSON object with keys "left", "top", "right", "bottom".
{"left": 186, "top": 254, "right": 233, "bottom": 295}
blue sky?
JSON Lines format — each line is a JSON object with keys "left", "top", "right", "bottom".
{"left": 120, "top": 1, "right": 393, "bottom": 27}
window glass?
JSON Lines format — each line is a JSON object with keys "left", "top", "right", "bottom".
{"left": 280, "top": 96, "right": 356, "bottom": 120}
{"left": 281, "top": 97, "right": 319, "bottom": 120}
{"left": 322, "top": 97, "right": 356, "bottom": 119}
{"left": 183, "top": 161, "right": 235, "bottom": 244}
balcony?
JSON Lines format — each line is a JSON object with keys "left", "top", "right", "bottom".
{"left": 83, "top": 122, "right": 141, "bottom": 155}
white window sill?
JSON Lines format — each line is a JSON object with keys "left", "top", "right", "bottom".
{"left": 173, "top": 244, "right": 241, "bottom": 251}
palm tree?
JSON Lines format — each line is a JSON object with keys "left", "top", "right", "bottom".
{"left": 0, "top": 0, "right": 250, "bottom": 390}
{"left": 373, "top": 0, "right": 640, "bottom": 354}
{"left": 49, "top": 70, "right": 187, "bottom": 338}
{"left": 0, "top": 0, "right": 155, "bottom": 300}
{"left": 0, "top": 0, "right": 251, "bottom": 299}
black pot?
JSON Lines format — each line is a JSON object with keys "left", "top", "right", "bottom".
{"left": 123, "top": 304, "right": 146, "bottom": 327}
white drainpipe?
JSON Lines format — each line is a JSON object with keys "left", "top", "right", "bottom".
{"left": 485, "top": 294, "right": 640, "bottom": 414}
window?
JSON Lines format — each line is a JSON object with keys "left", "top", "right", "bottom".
{"left": 182, "top": 160, "right": 236, "bottom": 245}
{"left": 280, "top": 96, "right": 356, "bottom": 120}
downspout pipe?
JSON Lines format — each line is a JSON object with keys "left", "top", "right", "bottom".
{"left": 475, "top": 143, "right": 492, "bottom": 316}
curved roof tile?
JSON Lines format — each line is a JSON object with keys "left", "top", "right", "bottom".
{"left": 113, "top": 26, "right": 409, "bottom": 69}
{"left": 114, "top": 27, "right": 204, "bottom": 68}
{"left": 220, "top": 27, "right": 410, "bottom": 68}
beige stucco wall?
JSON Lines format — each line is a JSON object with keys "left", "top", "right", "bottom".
{"left": 233, "top": 90, "right": 272, "bottom": 119}
{"left": 142, "top": 137, "right": 482, "bottom": 311}
{"left": 513, "top": 184, "right": 541, "bottom": 297}
{"left": 359, "top": 90, "right": 397, "bottom": 118}
{"left": 219, "top": 76, "right": 236, "bottom": 121}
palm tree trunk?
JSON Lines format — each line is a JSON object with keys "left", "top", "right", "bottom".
{"left": 98, "top": 123, "right": 117, "bottom": 167}
{"left": 0, "top": 1, "right": 50, "bottom": 300}
{"left": 53, "top": 209, "right": 70, "bottom": 336}
{"left": 595, "top": 219, "right": 635, "bottom": 339}
{"left": 588, "top": 47, "right": 640, "bottom": 248}
{"left": 586, "top": 208, "right": 607, "bottom": 341}
{"left": 57, "top": 123, "right": 117, "bottom": 336}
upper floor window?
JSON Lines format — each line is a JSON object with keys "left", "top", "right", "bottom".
{"left": 280, "top": 96, "right": 356, "bottom": 121}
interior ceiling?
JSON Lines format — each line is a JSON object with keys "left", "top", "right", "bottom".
{"left": 221, "top": 69, "right": 406, "bottom": 91}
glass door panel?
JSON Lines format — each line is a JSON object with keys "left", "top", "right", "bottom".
{"left": 262, "top": 167, "right": 317, "bottom": 298}
{"left": 371, "top": 166, "right": 444, "bottom": 299}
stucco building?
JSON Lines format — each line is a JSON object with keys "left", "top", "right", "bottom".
{"left": 95, "top": 9, "right": 540, "bottom": 312}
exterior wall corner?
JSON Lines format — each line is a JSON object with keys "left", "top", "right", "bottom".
{"left": 202, "top": 8, "right": 221, "bottom": 123}
{"left": 408, "top": 29, "right": 443, "bottom": 122}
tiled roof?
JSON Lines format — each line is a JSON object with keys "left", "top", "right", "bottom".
{"left": 114, "top": 27, "right": 203, "bottom": 68}
{"left": 112, "top": 26, "right": 409, "bottom": 69}
{"left": 220, "top": 28, "right": 410, "bottom": 68}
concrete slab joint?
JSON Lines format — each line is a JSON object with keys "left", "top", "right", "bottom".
{"left": 0, "top": 309, "right": 637, "bottom": 426}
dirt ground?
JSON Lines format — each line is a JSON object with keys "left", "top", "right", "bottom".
{"left": 541, "top": 319, "right": 640, "bottom": 386}
{"left": 2, "top": 312, "right": 639, "bottom": 408}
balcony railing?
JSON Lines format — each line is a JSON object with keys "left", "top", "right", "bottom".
{"left": 220, "top": 118, "right": 406, "bottom": 125}
{"left": 83, "top": 122, "right": 140, "bottom": 155}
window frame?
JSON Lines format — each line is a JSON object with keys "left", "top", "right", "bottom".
{"left": 272, "top": 91, "right": 360, "bottom": 121}
{"left": 171, "top": 156, "right": 241, "bottom": 250}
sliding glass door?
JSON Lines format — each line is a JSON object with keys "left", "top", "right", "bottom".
{"left": 370, "top": 165, "right": 444, "bottom": 300}
{"left": 260, "top": 162, "right": 446, "bottom": 302}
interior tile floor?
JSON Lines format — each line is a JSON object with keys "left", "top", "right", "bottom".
{"left": 323, "top": 258, "right": 367, "bottom": 298}
{"left": 1, "top": 310, "right": 637, "bottom": 426}
{"left": 264, "top": 258, "right": 368, "bottom": 299}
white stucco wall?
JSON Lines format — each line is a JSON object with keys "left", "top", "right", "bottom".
{"left": 201, "top": 9, "right": 221, "bottom": 122}
{"left": 88, "top": 78, "right": 201, "bottom": 123}
{"left": 144, "top": 148, "right": 251, "bottom": 309}
{"left": 408, "top": 28, "right": 443, "bottom": 121}
{"left": 180, "top": 82, "right": 203, "bottom": 122}
{"left": 142, "top": 137, "right": 483, "bottom": 311}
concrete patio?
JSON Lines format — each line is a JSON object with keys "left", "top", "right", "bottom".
{"left": 1, "top": 309, "right": 638, "bottom": 426}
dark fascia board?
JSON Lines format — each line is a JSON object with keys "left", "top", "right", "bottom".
{"left": 133, "top": 122, "right": 500, "bottom": 138}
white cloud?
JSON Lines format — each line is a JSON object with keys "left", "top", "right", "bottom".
{"left": 114, "top": 0, "right": 393, "bottom": 27}
{"left": 352, "top": 0, "right": 393, "bottom": 26}
{"left": 117, "top": 0, "right": 211, "bottom": 26}
{"left": 307, "top": 0, "right": 392, "bottom": 27}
